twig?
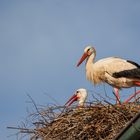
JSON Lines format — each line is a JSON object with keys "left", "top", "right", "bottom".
{"left": 26, "top": 93, "right": 48, "bottom": 123}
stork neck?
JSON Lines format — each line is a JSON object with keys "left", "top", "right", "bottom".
{"left": 86, "top": 53, "right": 95, "bottom": 66}
{"left": 79, "top": 100, "right": 84, "bottom": 106}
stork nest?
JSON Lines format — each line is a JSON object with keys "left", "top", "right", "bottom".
{"left": 8, "top": 100, "right": 140, "bottom": 140}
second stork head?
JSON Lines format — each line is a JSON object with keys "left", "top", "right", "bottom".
{"left": 65, "top": 88, "right": 88, "bottom": 107}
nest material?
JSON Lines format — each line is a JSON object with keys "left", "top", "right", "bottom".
{"left": 26, "top": 103, "right": 140, "bottom": 140}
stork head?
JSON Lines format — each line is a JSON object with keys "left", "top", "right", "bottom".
{"left": 77, "top": 46, "right": 96, "bottom": 67}
{"left": 65, "top": 88, "right": 88, "bottom": 107}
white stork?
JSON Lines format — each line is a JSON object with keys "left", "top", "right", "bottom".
{"left": 65, "top": 88, "right": 88, "bottom": 107}
{"left": 77, "top": 46, "right": 140, "bottom": 103}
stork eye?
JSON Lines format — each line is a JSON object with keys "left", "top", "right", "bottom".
{"left": 87, "top": 48, "right": 90, "bottom": 52}
{"left": 76, "top": 91, "right": 79, "bottom": 93}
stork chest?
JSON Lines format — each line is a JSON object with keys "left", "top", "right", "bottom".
{"left": 86, "top": 64, "right": 105, "bottom": 84}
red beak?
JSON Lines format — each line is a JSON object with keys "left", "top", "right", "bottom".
{"left": 77, "top": 52, "right": 88, "bottom": 67}
{"left": 65, "top": 94, "right": 79, "bottom": 107}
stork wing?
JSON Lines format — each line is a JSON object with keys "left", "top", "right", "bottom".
{"left": 112, "top": 68, "right": 140, "bottom": 79}
{"left": 111, "top": 60, "right": 140, "bottom": 79}
{"left": 96, "top": 57, "right": 139, "bottom": 73}
{"left": 94, "top": 57, "right": 140, "bottom": 80}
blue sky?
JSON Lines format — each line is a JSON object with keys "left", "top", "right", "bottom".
{"left": 1, "top": 0, "right": 140, "bottom": 139}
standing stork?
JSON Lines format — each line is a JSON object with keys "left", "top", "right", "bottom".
{"left": 65, "top": 88, "right": 88, "bottom": 107}
{"left": 77, "top": 46, "right": 140, "bottom": 103}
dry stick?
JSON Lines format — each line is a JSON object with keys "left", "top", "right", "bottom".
{"left": 134, "top": 87, "right": 137, "bottom": 102}
{"left": 44, "top": 92, "right": 61, "bottom": 106}
{"left": 44, "top": 116, "right": 67, "bottom": 138}
{"left": 93, "top": 90, "right": 110, "bottom": 105}
{"left": 46, "top": 105, "right": 66, "bottom": 117}
{"left": 7, "top": 131, "right": 20, "bottom": 139}
{"left": 124, "top": 90, "right": 140, "bottom": 103}
{"left": 91, "top": 89, "right": 117, "bottom": 107}
{"left": 52, "top": 125, "right": 77, "bottom": 138}
{"left": 30, "top": 134, "right": 39, "bottom": 140}
{"left": 43, "top": 92, "right": 63, "bottom": 113}
{"left": 17, "top": 133, "right": 30, "bottom": 140}
{"left": 27, "top": 94, "right": 48, "bottom": 123}
{"left": 103, "top": 84, "right": 116, "bottom": 101}
{"left": 56, "top": 105, "right": 75, "bottom": 118}
{"left": 93, "top": 92, "right": 130, "bottom": 121}
{"left": 112, "top": 91, "right": 122, "bottom": 105}
{"left": 103, "top": 100, "right": 130, "bottom": 122}
{"left": 135, "top": 96, "right": 140, "bottom": 102}
{"left": 91, "top": 92, "right": 102, "bottom": 103}
{"left": 7, "top": 126, "right": 35, "bottom": 133}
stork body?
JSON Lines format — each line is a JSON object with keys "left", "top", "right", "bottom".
{"left": 86, "top": 56, "right": 139, "bottom": 88}
{"left": 65, "top": 88, "right": 88, "bottom": 107}
{"left": 77, "top": 46, "right": 140, "bottom": 103}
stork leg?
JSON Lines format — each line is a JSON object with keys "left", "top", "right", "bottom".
{"left": 124, "top": 90, "right": 140, "bottom": 103}
{"left": 114, "top": 88, "right": 121, "bottom": 104}
{"left": 124, "top": 81, "right": 140, "bottom": 103}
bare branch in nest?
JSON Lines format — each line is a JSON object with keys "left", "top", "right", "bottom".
{"left": 103, "top": 84, "right": 116, "bottom": 101}
{"left": 26, "top": 93, "right": 48, "bottom": 123}
{"left": 7, "top": 126, "right": 35, "bottom": 134}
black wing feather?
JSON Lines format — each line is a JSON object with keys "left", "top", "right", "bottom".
{"left": 127, "top": 60, "right": 140, "bottom": 68}
{"left": 112, "top": 68, "right": 140, "bottom": 79}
